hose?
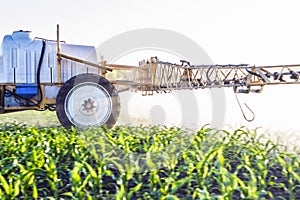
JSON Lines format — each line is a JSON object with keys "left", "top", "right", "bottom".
{"left": 245, "top": 66, "right": 263, "bottom": 80}
{"left": 36, "top": 39, "right": 46, "bottom": 105}
{"left": 206, "top": 65, "right": 214, "bottom": 85}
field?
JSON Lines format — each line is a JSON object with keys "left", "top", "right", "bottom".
{"left": 0, "top": 116, "right": 300, "bottom": 199}
{"left": 0, "top": 110, "right": 60, "bottom": 127}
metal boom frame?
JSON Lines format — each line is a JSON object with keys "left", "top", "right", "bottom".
{"left": 108, "top": 57, "right": 300, "bottom": 95}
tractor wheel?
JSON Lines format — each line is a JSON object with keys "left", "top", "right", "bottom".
{"left": 56, "top": 74, "right": 120, "bottom": 129}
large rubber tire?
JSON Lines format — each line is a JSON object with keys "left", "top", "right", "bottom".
{"left": 56, "top": 74, "right": 120, "bottom": 129}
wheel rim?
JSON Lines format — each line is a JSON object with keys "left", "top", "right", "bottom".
{"left": 64, "top": 82, "right": 112, "bottom": 127}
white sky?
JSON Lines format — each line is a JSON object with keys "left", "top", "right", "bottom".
{"left": 1, "top": 0, "right": 300, "bottom": 138}
{"left": 1, "top": 0, "right": 299, "bottom": 65}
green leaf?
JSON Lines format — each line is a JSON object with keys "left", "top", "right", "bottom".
{"left": 86, "top": 193, "right": 93, "bottom": 200}
{"left": 79, "top": 174, "right": 91, "bottom": 191}
{"left": 17, "top": 163, "right": 27, "bottom": 174}
{"left": 23, "top": 171, "right": 34, "bottom": 187}
{"left": 233, "top": 174, "right": 247, "bottom": 192}
{"left": 72, "top": 162, "right": 83, "bottom": 183}
{"left": 62, "top": 192, "right": 73, "bottom": 197}
{"left": 126, "top": 170, "right": 134, "bottom": 181}
{"left": 13, "top": 179, "right": 20, "bottom": 197}
{"left": 202, "top": 164, "right": 208, "bottom": 179}
{"left": 32, "top": 182, "right": 38, "bottom": 199}
{"left": 0, "top": 174, "right": 10, "bottom": 195}
{"left": 146, "top": 152, "right": 155, "bottom": 169}
{"left": 84, "top": 162, "right": 97, "bottom": 179}
{"left": 164, "top": 194, "right": 180, "bottom": 200}
{"left": 276, "top": 154, "right": 286, "bottom": 168}
{"left": 128, "top": 183, "right": 142, "bottom": 199}
{"left": 115, "top": 184, "right": 126, "bottom": 200}
{"left": 217, "top": 147, "right": 224, "bottom": 166}
{"left": 109, "top": 159, "right": 125, "bottom": 173}
{"left": 72, "top": 170, "right": 81, "bottom": 183}
{"left": 171, "top": 177, "right": 189, "bottom": 193}
{"left": 104, "top": 169, "right": 113, "bottom": 177}
{"left": 27, "top": 173, "right": 35, "bottom": 186}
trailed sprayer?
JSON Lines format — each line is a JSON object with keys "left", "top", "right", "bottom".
{"left": 1, "top": 25, "right": 300, "bottom": 128}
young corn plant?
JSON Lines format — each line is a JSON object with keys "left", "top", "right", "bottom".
{"left": 0, "top": 123, "right": 300, "bottom": 199}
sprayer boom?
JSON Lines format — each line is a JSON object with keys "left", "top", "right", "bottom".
{"left": 112, "top": 57, "right": 300, "bottom": 94}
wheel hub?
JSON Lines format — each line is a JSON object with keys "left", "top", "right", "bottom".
{"left": 82, "top": 98, "right": 96, "bottom": 113}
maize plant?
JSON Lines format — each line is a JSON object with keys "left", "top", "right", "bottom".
{"left": 0, "top": 123, "right": 299, "bottom": 199}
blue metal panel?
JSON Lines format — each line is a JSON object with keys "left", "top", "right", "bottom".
{"left": 15, "top": 84, "right": 38, "bottom": 99}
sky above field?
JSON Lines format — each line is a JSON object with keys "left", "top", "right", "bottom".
{"left": 1, "top": 0, "right": 300, "bottom": 134}
{"left": 1, "top": 0, "right": 299, "bottom": 65}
